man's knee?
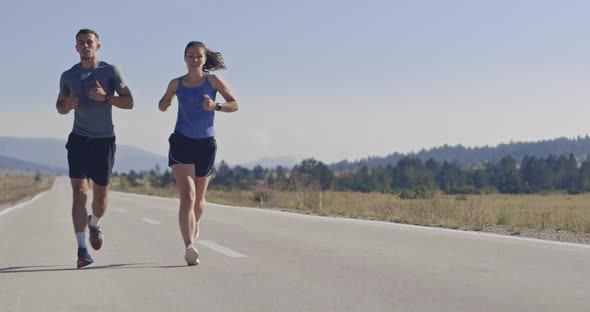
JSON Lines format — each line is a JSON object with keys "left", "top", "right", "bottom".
{"left": 92, "top": 184, "right": 110, "bottom": 207}
{"left": 72, "top": 188, "right": 88, "bottom": 204}
{"left": 93, "top": 196, "right": 108, "bottom": 209}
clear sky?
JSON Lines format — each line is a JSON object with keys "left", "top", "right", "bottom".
{"left": 1, "top": 0, "right": 590, "bottom": 166}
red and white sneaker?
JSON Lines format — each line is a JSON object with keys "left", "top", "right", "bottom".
{"left": 88, "top": 216, "right": 103, "bottom": 250}
{"left": 77, "top": 247, "right": 94, "bottom": 268}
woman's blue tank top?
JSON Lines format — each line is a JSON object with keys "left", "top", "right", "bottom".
{"left": 174, "top": 74, "right": 217, "bottom": 139}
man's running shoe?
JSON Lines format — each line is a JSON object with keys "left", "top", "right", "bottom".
{"left": 185, "top": 245, "right": 199, "bottom": 266}
{"left": 77, "top": 247, "right": 94, "bottom": 268}
{"left": 88, "top": 215, "right": 103, "bottom": 250}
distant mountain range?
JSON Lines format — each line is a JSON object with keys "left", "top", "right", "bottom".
{"left": 0, "top": 154, "right": 67, "bottom": 175}
{"left": 0, "top": 137, "right": 167, "bottom": 174}
{"left": 5, "top": 135, "right": 590, "bottom": 175}
{"left": 0, "top": 137, "right": 296, "bottom": 174}
{"left": 238, "top": 156, "right": 296, "bottom": 169}
{"left": 330, "top": 135, "right": 590, "bottom": 171}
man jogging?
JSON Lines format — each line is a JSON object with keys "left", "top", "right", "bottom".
{"left": 56, "top": 29, "right": 134, "bottom": 268}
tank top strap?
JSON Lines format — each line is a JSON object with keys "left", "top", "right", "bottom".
{"left": 178, "top": 76, "right": 184, "bottom": 89}
{"left": 204, "top": 73, "right": 215, "bottom": 90}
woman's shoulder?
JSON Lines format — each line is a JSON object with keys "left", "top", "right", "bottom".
{"left": 170, "top": 77, "right": 181, "bottom": 87}
{"left": 206, "top": 73, "right": 223, "bottom": 88}
{"left": 206, "top": 73, "right": 220, "bottom": 81}
{"left": 165, "top": 77, "right": 181, "bottom": 93}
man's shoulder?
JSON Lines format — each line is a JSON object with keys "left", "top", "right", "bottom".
{"left": 97, "top": 61, "right": 123, "bottom": 75}
{"left": 98, "top": 61, "right": 120, "bottom": 70}
{"left": 62, "top": 63, "right": 81, "bottom": 76}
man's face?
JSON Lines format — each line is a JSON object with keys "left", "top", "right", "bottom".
{"left": 75, "top": 33, "right": 100, "bottom": 61}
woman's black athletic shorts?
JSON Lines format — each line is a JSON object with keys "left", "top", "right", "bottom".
{"left": 168, "top": 132, "right": 217, "bottom": 177}
{"left": 65, "top": 132, "right": 116, "bottom": 186}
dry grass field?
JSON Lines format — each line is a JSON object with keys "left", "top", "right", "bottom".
{"left": 0, "top": 176, "right": 55, "bottom": 207}
{"left": 207, "top": 190, "right": 590, "bottom": 233}
{"left": 110, "top": 176, "right": 590, "bottom": 234}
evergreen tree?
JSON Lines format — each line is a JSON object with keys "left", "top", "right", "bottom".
{"left": 436, "top": 161, "right": 465, "bottom": 193}
{"left": 520, "top": 156, "right": 552, "bottom": 193}
{"left": 392, "top": 157, "right": 435, "bottom": 191}
{"left": 213, "top": 160, "right": 235, "bottom": 189}
{"left": 292, "top": 158, "right": 334, "bottom": 190}
{"left": 496, "top": 156, "right": 521, "bottom": 193}
{"left": 253, "top": 165, "right": 265, "bottom": 181}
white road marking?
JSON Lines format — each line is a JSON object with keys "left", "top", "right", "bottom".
{"left": 115, "top": 192, "right": 590, "bottom": 250}
{"left": 116, "top": 208, "right": 127, "bottom": 212}
{"left": 0, "top": 189, "right": 50, "bottom": 217}
{"left": 197, "top": 240, "right": 247, "bottom": 258}
{"left": 141, "top": 218, "right": 160, "bottom": 225}
{"left": 209, "top": 203, "right": 590, "bottom": 250}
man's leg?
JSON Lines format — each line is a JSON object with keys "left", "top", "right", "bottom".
{"left": 71, "top": 178, "right": 89, "bottom": 234}
{"left": 91, "top": 183, "right": 109, "bottom": 219}
{"left": 87, "top": 136, "right": 115, "bottom": 250}
{"left": 71, "top": 178, "right": 93, "bottom": 268}
{"left": 88, "top": 183, "right": 109, "bottom": 250}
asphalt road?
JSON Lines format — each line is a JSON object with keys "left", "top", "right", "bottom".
{"left": 1, "top": 177, "right": 589, "bottom": 311}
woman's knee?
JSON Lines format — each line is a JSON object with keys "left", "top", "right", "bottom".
{"left": 179, "top": 190, "right": 196, "bottom": 206}
{"left": 195, "top": 198, "right": 207, "bottom": 211}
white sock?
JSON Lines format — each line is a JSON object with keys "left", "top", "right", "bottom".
{"left": 76, "top": 232, "right": 87, "bottom": 248}
{"left": 186, "top": 243, "right": 194, "bottom": 250}
{"left": 89, "top": 214, "right": 101, "bottom": 228}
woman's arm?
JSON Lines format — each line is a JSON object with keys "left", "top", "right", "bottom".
{"left": 209, "top": 74, "right": 238, "bottom": 112}
{"left": 159, "top": 79, "right": 179, "bottom": 112}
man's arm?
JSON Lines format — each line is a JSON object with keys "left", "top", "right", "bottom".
{"left": 110, "top": 86, "right": 134, "bottom": 109}
{"left": 56, "top": 95, "right": 79, "bottom": 115}
{"left": 56, "top": 72, "right": 78, "bottom": 114}
{"left": 88, "top": 81, "right": 134, "bottom": 110}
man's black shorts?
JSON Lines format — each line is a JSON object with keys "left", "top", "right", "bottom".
{"left": 65, "top": 133, "right": 116, "bottom": 186}
{"left": 168, "top": 132, "right": 216, "bottom": 177}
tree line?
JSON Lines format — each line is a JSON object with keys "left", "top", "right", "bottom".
{"left": 331, "top": 135, "right": 590, "bottom": 171}
{"left": 115, "top": 153, "right": 590, "bottom": 196}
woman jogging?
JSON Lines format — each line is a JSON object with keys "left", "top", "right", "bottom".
{"left": 158, "top": 41, "right": 239, "bottom": 266}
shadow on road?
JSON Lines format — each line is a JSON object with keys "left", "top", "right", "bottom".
{"left": 0, "top": 263, "right": 189, "bottom": 273}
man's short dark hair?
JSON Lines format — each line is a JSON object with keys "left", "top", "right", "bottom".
{"left": 76, "top": 29, "right": 99, "bottom": 40}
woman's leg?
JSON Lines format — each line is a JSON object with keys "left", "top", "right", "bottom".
{"left": 172, "top": 164, "right": 196, "bottom": 247}
{"left": 193, "top": 175, "right": 211, "bottom": 240}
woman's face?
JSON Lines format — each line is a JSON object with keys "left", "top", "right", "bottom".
{"left": 185, "top": 46, "right": 206, "bottom": 71}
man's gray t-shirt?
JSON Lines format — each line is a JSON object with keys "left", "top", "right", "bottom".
{"left": 59, "top": 61, "right": 127, "bottom": 138}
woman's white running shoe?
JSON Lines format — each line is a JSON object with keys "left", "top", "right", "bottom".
{"left": 185, "top": 245, "right": 199, "bottom": 266}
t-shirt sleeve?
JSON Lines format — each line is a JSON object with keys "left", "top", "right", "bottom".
{"left": 58, "top": 72, "right": 70, "bottom": 97}
{"left": 111, "top": 65, "right": 127, "bottom": 92}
